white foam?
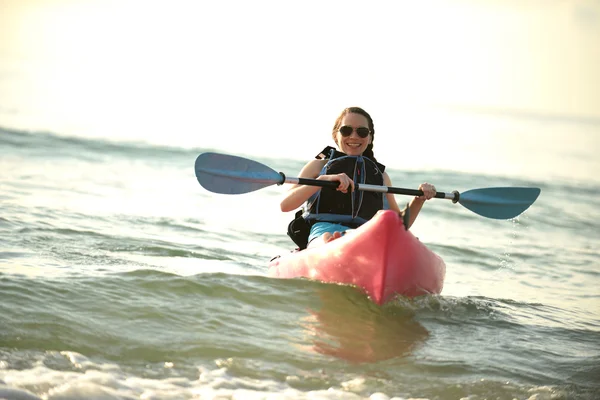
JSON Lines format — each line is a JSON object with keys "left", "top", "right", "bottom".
{"left": 0, "top": 354, "right": 412, "bottom": 400}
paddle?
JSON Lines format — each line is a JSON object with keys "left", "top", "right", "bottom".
{"left": 194, "top": 152, "right": 541, "bottom": 220}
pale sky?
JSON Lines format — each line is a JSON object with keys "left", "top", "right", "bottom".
{"left": 1, "top": 0, "right": 599, "bottom": 169}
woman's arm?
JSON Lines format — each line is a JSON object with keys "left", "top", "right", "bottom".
{"left": 383, "top": 172, "right": 436, "bottom": 229}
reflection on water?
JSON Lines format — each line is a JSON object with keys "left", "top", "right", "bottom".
{"left": 300, "top": 285, "right": 429, "bottom": 363}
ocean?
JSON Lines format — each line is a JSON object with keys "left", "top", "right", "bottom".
{"left": 1, "top": 114, "right": 599, "bottom": 399}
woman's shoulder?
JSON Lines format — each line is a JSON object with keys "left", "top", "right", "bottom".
{"left": 299, "top": 158, "right": 327, "bottom": 177}
{"left": 305, "top": 158, "right": 327, "bottom": 170}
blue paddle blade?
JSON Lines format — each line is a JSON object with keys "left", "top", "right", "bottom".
{"left": 194, "top": 152, "right": 283, "bottom": 194}
{"left": 459, "top": 187, "right": 541, "bottom": 219}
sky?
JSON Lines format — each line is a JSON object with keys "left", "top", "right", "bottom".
{"left": 0, "top": 0, "right": 599, "bottom": 170}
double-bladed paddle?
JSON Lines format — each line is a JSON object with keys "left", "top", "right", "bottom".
{"left": 194, "top": 152, "right": 541, "bottom": 220}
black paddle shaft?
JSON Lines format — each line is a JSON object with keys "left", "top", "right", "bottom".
{"left": 293, "top": 176, "right": 459, "bottom": 202}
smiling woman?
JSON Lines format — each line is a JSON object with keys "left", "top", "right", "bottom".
{"left": 333, "top": 114, "right": 373, "bottom": 158}
{"left": 279, "top": 106, "right": 438, "bottom": 248}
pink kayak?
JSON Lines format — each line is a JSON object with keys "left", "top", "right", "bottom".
{"left": 268, "top": 210, "right": 446, "bottom": 305}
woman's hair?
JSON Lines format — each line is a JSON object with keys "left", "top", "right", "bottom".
{"left": 331, "top": 106, "right": 376, "bottom": 161}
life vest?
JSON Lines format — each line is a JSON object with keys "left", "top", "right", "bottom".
{"left": 287, "top": 146, "right": 386, "bottom": 249}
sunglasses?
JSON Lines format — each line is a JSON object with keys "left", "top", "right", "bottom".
{"left": 339, "top": 125, "right": 370, "bottom": 138}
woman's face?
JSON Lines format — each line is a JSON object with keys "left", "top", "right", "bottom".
{"left": 335, "top": 113, "right": 372, "bottom": 156}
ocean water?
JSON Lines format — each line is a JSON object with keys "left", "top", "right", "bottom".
{"left": 1, "top": 115, "right": 599, "bottom": 400}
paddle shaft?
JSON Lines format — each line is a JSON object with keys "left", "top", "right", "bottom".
{"left": 285, "top": 175, "right": 459, "bottom": 202}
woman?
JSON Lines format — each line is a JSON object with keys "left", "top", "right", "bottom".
{"left": 280, "top": 107, "right": 436, "bottom": 248}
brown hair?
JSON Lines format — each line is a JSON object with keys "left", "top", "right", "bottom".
{"left": 331, "top": 106, "right": 376, "bottom": 161}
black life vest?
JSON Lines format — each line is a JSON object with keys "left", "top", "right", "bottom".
{"left": 287, "top": 146, "right": 386, "bottom": 249}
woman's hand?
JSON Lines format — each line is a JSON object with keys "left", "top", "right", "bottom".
{"left": 319, "top": 173, "right": 354, "bottom": 193}
{"left": 417, "top": 182, "right": 436, "bottom": 200}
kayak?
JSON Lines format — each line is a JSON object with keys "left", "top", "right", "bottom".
{"left": 268, "top": 210, "right": 446, "bottom": 305}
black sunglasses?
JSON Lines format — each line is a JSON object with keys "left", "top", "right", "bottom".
{"left": 339, "top": 125, "right": 370, "bottom": 138}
